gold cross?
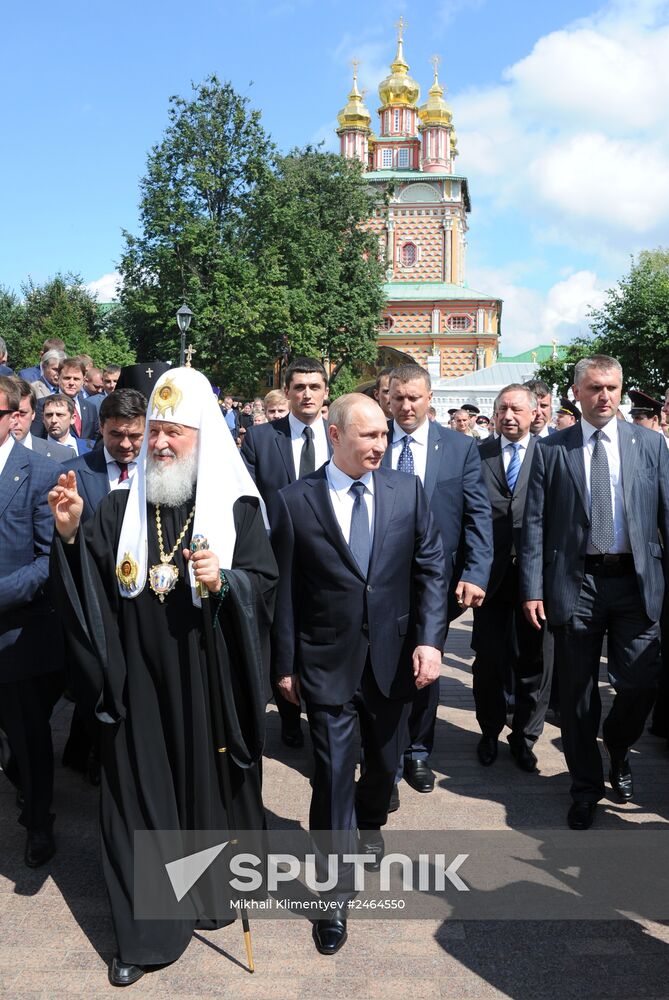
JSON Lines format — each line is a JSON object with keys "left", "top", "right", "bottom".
{"left": 394, "top": 15, "right": 407, "bottom": 41}
{"left": 351, "top": 57, "right": 360, "bottom": 78}
{"left": 431, "top": 54, "right": 441, "bottom": 79}
{"left": 184, "top": 344, "right": 196, "bottom": 368}
{"left": 145, "top": 367, "right": 153, "bottom": 378}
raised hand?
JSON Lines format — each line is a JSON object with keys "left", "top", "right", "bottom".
{"left": 48, "top": 470, "right": 83, "bottom": 543}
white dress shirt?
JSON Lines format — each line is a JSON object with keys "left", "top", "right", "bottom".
{"left": 104, "top": 447, "right": 138, "bottom": 492}
{"left": 389, "top": 417, "right": 430, "bottom": 485}
{"left": 0, "top": 434, "right": 15, "bottom": 477}
{"left": 500, "top": 432, "right": 532, "bottom": 474}
{"left": 325, "top": 460, "right": 375, "bottom": 548}
{"left": 536, "top": 424, "right": 551, "bottom": 439}
{"left": 21, "top": 432, "right": 33, "bottom": 450}
{"left": 580, "top": 415, "right": 631, "bottom": 554}
{"left": 288, "top": 412, "right": 329, "bottom": 479}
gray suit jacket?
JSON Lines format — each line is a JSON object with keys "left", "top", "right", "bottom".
{"left": 520, "top": 420, "right": 669, "bottom": 625}
{"left": 29, "top": 434, "right": 76, "bottom": 462}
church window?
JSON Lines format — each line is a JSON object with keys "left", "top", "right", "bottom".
{"left": 447, "top": 314, "right": 472, "bottom": 331}
{"left": 394, "top": 109, "right": 401, "bottom": 132}
{"left": 397, "top": 147, "right": 410, "bottom": 168}
{"left": 400, "top": 242, "right": 417, "bottom": 267}
{"left": 382, "top": 148, "right": 393, "bottom": 168}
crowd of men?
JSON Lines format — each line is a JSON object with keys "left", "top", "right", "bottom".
{"left": 1, "top": 335, "right": 669, "bottom": 985}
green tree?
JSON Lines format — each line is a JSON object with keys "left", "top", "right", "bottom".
{"left": 587, "top": 249, "right": 669, "bottom": 393}
{"left": 119, "top": 75, "right": 276, "bottom": 389}
{"left": 0, "top": 287, "right": 24, "bottom": 361}
{"left": 249, "top": 147, "right": 386, "bottom": 386}
{"left": 119, "top": 79, "right": 386, "bottom": 394}
{"left": 10, "top": 275, "right": 135, "bottom": 371}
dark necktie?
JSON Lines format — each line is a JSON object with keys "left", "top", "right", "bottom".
{"left": 299, "top": 426, "right": 315, "bottom": 478}
{"left": 348, "top": 481, "right": 370, "bottom": 577}
{"left": 590, "top": 430, "right": 615, "bottom": 553}
{"left": 397, "top": 434, "right": 415, "bottom": 476}
{"left": 117, "top": 464, "right": 129, "bottom": 484}
{"left": 506, "top": 442, "right": 521, "bottom": 492}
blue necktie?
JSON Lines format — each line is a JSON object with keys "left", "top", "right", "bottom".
{"left": 348, "top": 481, "right": 370, "bottom": 577}
{"left": 590, "top": 430, "right": 615, "bottom": 553}
{"left": 397, "top": 435, "right": 415, "bottom": 476}
{"left": 506, "top": 442, "right": 521, "bottom": 492}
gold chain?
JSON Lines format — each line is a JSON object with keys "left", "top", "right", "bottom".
{"left": 155, "top": 504, "right": 196, "bottom": 565}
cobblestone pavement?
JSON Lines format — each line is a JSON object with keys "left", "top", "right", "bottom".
{"left": 2, "top": 612, "right": 669, "bottom": 1000}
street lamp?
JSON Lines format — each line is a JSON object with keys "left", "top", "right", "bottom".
{"left": 176, "top": 303, "right": 194, "bottom": 367}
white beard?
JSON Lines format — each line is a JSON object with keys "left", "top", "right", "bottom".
{"left": 146, "top": 447, "right": 198, "bottom": 507}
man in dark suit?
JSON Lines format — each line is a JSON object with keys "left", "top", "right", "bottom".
{"left": 272, "top": 393, "right": 447, "bottom": 955}
{"left": 242, "top": 357, "right": 332, "bottom": 746}
{"left": 19, "top": 337, "right": 66, "bottom": 384}
{"left": 524, "top": 379, "right": 555, "bottom": 438}
{"left": 34, "top": 358, "right": 99, "bottom": 441}
{"left": 384, "top": 364, "right": 493, "bottom": 796}
{"left": 473, "top": 384, "right": 550, "bottom": 771}
{"left": 521, "top": 355, "right": 669, "bottom": 830}
{"left": 0, "top": 375, "right": 64, "bottom": 867}
{"left": 11, "top": 378, "right": 75, "bottom": 461}
{"left": 65, "top": 388, "right": 146, "bottom": 520}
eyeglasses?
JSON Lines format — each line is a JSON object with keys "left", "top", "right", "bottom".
{"left": 0, "top": 409, "right": 18, "bottom": 418}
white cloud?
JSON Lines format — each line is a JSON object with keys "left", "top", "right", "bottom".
{"left": 469, "top": 265, "right": 609, "bottom": 356}
{"left": 86, "top": 272, "right": 121, "bottom": 302}
{"left": 452, "top": 1, "right": 669, "bottom": 244}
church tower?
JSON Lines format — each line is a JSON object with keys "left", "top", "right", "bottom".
{"left": 336, "top": 19, "right": 501, "bottom": 379}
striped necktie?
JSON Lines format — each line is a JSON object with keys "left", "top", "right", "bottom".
{"left": 506, "top": 442, "right": 521, "bottom": 492}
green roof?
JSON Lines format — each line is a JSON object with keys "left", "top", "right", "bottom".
{"left": 498, "top": 344, "right": 568, "bottom": 363}
{"left": 97, "top": 301, "right": 120, "bottom": 315}
{"left": 365, "top": 171, "right": 467, "bottom": 181}
{"left": 383, "top": 281, "right": 500, "bottom": 302}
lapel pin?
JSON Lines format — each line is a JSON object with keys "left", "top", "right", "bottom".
{"left": 435, "top": 444, "right": 439, "bottom": 451}
{"left": 632, "top": 438, "right": 635, "bottom": 444}
{"left": 14, "top": 475, "right": 19, "bottom": 481}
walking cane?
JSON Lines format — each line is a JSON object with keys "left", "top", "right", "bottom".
{"left": 191, "top": 536, "right": 255, "bottom": 973}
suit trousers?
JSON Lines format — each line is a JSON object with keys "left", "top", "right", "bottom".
{"left": 471, "top": 564, "right": 550, "bottom": 746}
{"left": 0, "top": 672, "right": 64, "bottom": 830}
{"left": 552, "top": 570, "right": 661, "bottom": 802}
{"left": 306, "top": 662, "right": 411, "bottom": 835}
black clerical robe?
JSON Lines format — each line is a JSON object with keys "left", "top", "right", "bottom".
{"left": 51, "top": 492, "right": 278, "bottom": 966}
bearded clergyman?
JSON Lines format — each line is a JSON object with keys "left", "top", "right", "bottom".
{"left": 48, "top": 366, "right": 278, "bottom": 987}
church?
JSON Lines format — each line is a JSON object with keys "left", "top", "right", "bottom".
{"left": 336, "top": 18, "right": 502, "bottom": 380}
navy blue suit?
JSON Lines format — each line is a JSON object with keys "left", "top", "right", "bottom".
{"left": 272, "top": 464, "right": 447, "bottom": 839}
{"left": 0, "top": 442, "right": 64, "bottom": 831}
{"left": 383, "top": 420, "right": 493, "bottom": 770}
{"left": 19, "top": 365, "right": 41, "bottom": 383}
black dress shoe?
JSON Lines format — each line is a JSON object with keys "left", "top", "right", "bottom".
{"left": 567, "top": 801, "right": 597, "bottom": 830}
{"left": 476, "top": 735, "right": 498, "bottom": 767}
{"left": 358, "top": 830, "right": 384, "bottom": 872}
{"left": 109, "top": 957, "right": 146, "bottom": 986}
{"left": 24, "top": 827, "right": 55, "bottom": 868}
{"left": 403, "top": 759, "right": 435, "bottom": 793}
{"left": 388, "top": 784, "right": 400, "bottom": 813}
{"left": 608, "top": 756, "right": 633, "bottom": 801}
{"left": 509, "top": 741, "right": 538, "bottom": 773}
{"left": 280, "top": 725, "right": 304, "bottom": 749}
{"left": 313, "top": 908, "right": 347, "bottom": 955}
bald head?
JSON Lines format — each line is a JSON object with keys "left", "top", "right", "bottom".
{"left": 328, "top": 393, "right": 388, "bottom": 479}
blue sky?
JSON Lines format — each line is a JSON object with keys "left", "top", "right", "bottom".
{"left": 3, "top": 0, "right": 669, "bottom": 354}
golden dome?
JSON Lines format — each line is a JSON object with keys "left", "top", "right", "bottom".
{"left": 450, "top": 129, "right": 459, "bottom": 158}
{"left": 337, "top": 62, "right": 372, "bottom": 132}
{"left": 418, "top": 58, "right": 453, "bottom": 127}
{"left": 378, "top": 21, "right": 420, "bottom": 108}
